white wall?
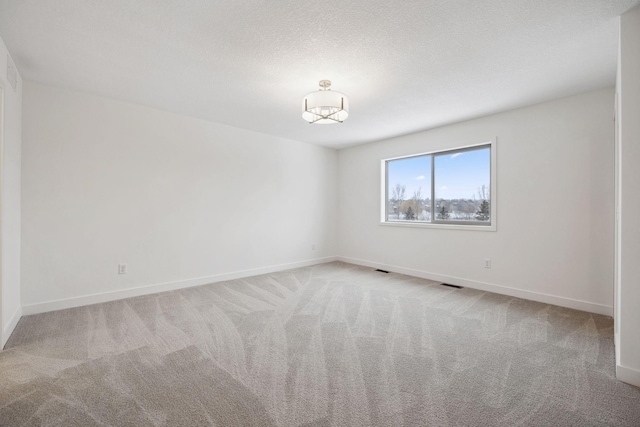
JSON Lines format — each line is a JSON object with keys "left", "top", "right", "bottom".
{"left": 21, "top": 81, "right": 337, "bottom": 312}
{"left": 0, "top": 36, "right": 22, "bottom": 348}
{"left": 615, "top": 5, "right": 640, "bottom": 388}
{"left": 338, "top": 89, "right": 614, "bottom": 315}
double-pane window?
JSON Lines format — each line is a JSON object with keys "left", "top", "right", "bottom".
{"left": 384, "top": 144, "right": 492, "bottom": 226}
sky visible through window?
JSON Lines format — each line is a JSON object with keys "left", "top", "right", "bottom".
{"left": 387, "top": 155, "right": 431, "bottom": 199}
{"left": 435, "top": 148, "right": 490, "bottom": 200}
{"left": 388, "top": 147, "right": 490, "bottom": 200}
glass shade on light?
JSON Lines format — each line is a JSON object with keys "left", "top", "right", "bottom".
{"left": 302, "top": 84, "right": 349, "bottom": 124}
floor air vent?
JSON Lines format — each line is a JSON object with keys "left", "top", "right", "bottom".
{"left": 440, "top": 283, "right": 463, "bottom": 289}
{"left": 375, "top": 269, "right": 390, "bottom": 273}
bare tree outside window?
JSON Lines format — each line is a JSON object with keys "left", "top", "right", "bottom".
{"left": 388, "top": 184, "right": 406, "bottom": 220}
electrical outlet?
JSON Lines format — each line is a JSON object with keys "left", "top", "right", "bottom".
{"left": 484, "top": 259, "right": 491, "bottom": 269}
{"left": 118, "top": 264, "right": 127, "bottom": 274}
{"left": 311, "top": 244, "right": 316, "bottom": 251}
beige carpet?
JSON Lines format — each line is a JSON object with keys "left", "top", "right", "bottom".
{"left": 1, "top": 262, "right": 639, "bottom": 426}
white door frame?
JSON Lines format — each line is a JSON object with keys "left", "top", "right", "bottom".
{"left": 0, "top": 84, "right": 4, "bottom": 348}
{"left": 614, "top": 91, "right": 621, "bottom": 357}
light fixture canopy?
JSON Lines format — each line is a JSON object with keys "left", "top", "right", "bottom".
{"left": 302, "top": 80, "right": 349, "bottom": 124}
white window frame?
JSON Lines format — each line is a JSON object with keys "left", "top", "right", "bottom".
{"left": 380, "top": 138, "right": 497, "bottom": 231}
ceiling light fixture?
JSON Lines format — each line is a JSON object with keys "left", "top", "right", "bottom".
{"left": 302, "top": 80, "right": 349, "bottom": 124}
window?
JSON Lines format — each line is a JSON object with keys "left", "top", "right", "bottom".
{"left": 382, "top": 141, "right": 495, "bottom": 229}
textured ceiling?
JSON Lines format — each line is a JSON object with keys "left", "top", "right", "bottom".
{"left": 1, "top": 0, "right": 638, "bottom": 148}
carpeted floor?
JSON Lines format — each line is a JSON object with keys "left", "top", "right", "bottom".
{"left": 1, "top": 262, "right": 639, "bottom": 426}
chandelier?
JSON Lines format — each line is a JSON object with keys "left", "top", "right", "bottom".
{"left": 302, "top": 80, "right": 349, "bottom": 124}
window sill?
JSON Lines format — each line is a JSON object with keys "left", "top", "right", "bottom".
{"left": 379, "top": 221, "right": 497, "bottom": 232}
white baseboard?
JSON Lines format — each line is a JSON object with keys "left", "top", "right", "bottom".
{"left": 21, "top": 256, "right": 337, "bottom": 316}
{"left": 17, "top": 255, "right": 614, "bottom": 320}
{"left": 616, "top": 364, "right": 640, "bottom": 388}
{"left": 338, "top": 256, "right": 613, "bottom": 317}
{"left": 2, "top": 305, "right": 23, "bottom": 349}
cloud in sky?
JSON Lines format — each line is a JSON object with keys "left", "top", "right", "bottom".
{"left": 440, "top": 186, "right": 448, "bottom": 190}
{"left": 415, "top": 175, "right": 425, "bottom": 180}
{"left": 451, "top": 152, "right": 464, "bottom": 159}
